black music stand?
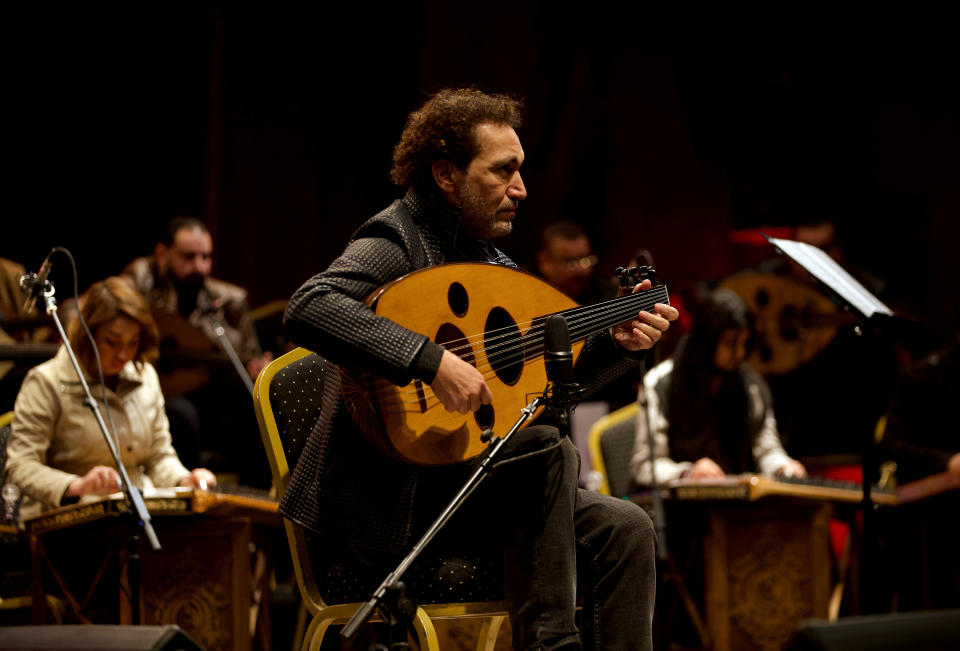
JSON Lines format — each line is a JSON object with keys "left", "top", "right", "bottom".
{"left": 765, "top": 235, "right": 896, "bottom": 612}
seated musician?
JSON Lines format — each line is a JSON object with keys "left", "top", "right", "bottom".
{"left": 281, "top": 88, "right": 678, "bottom": 650}
{"left": 123, "top": 217, "right": 271, "bottom": 485}
{"left": 875, "top": 334, "right": 960, "bottom": 610}
{"left": 1, "top": 256, "right": 56, "bottom": 411}
{"left": 5, "top": 276, "right": 215, "bottom": 522}
{"left": 630, "top": 288, "right": 806, "bottom": 484}
{"left": 881, "top": 336, "right": 960, "bottom": 483}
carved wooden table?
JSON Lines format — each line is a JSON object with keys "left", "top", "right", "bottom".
{"left": 25, "top": 488, "right": 280, "bottom": 651}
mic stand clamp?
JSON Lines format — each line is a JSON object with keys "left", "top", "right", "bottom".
{"left": 341, "top": 393, "right": 548, "bottom": 645}
{"left": 35, "top": 282, "right": 161, "bottom": 624}
{"left": 545, "top": 382, "right": 582, "bottom": 441}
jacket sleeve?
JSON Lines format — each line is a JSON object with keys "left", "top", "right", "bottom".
{"left": 138, "top": 364, "right": 191, "bottom": 487}
{"left": 284, "top": 232, "right": 444, "bottom": 386}
{"left": 630, "top": 362, "right": 690, "bottom": 484}
{"left": 7, "top": 370, "right": 76, "bottom": 508}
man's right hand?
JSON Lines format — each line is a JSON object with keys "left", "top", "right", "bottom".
{"left": 65, "top": 465, "right": 120, "bottom": 497}
{"left": 429, "top": 349, "right": 493, "bottom": 414}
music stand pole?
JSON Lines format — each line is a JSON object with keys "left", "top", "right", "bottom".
{"left": 37, "top": 282, "right": 160, "bottom": 623}
{"left": 341, "top": 393, "right": 548, "bottom": 644}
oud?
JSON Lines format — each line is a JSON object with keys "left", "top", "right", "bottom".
{"left": 340, "top": 262, "right": 669, "bottom": 466}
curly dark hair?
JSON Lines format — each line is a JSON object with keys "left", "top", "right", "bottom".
{"left": 390, "top": 88, "right": 523, "bottom": 190}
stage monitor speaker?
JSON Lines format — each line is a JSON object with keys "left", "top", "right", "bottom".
{"left": 787, "top": 609, "right": 960, "bottom": 650}
{"left": 0, "top": 625, "right": 204, "bottom": 650}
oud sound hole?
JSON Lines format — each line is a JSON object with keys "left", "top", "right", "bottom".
{"left": 474, "top": 404, "right": 494, "bottom": 430}
{"left": 448, "top": 282, "right": 469, "bottom": 317}
{"left": 485, "top": 306, "right": 522, "bottom": 386}
{"left": 436, "top": 322, "right": 473, "bottom": 367}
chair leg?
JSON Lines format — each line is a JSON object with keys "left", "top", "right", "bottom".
{"left": 410, "top": 606, "right": 441, "bottom": 651}
{"left": 292, "top": 601, "right": 308, "bottom": 651}
{"left": 476, "top": 614, "right": 507, "bottom": 651}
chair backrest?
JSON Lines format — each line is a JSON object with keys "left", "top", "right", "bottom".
{"left": 255, "top": 348, "right": 506, "bottom": 614}
{"left": 587, "top": 402, "right": 639, "bottom": 498}
{"left": 253, "top": 347, "right": 328, "bottom": 613}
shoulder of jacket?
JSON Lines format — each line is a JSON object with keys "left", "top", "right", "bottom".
{"left": 203, "top": 277, "right": 248, "bottom": 304}
{"left": 121, "top": 257, "right": 156, "bottom": 292}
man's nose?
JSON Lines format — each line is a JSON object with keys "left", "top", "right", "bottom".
{"left": 508, "top": 173, "right": 527, "bottom": 200}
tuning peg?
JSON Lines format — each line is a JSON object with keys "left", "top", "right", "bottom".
{"left": 615, "top": 267, "right": 631, "bottom": 288}
{"left": 641, "top": 267, "right": 658, "bottom": 285}
{"left": 628, "top": 267, "right": 641, "bottom": 285}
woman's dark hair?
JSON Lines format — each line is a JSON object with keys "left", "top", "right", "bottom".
{"left": 67, "top": 276, "right": 159, "bottom": 374}
{"left": 390, "top": 88, "right": 523, "bottom": 191}
{"left": 665, "top": 289, "right": 756, "bottom": 473}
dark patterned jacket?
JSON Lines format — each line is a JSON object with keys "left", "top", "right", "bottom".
{"left": 280, "top": 188, "right": 642, "bottom": 553}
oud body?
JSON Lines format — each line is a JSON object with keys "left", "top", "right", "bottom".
{"left": 340, "top": 262, "right": 669, "bottom": 466}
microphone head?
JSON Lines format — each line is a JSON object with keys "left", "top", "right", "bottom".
{"left": 544, "top": 314, "right": 573, "bottom": 382}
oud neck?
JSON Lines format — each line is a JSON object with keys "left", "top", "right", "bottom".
{"left": 515, "top": 286, "right": 670, "bottom": 364}
{"left": 555, "top": 285, "right": 670, "bottom": 343}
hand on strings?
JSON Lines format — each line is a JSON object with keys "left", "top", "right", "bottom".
{"left": 776, "top": 459, "right": 808, "bottom": 479}
{"left": 179, "top": 468, "right": 218, "bottom": 490}
{"left": 65, "top": 465, "right": 121, "bottom": 497}
{"left": 688, "top": 457, "right": 725, "bottom": 479}
{"left": 611, "top": 279, "right": 679, "bottom": 351}
{"left": 430, "top": 349, "right": 493, "bottom": 414}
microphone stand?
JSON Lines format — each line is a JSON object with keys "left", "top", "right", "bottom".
{"left": 341, "top": 393, "right": 548, "bottom": 647}
{"left": 32, "top": 279, "right": 160, "bottom": 624}
{"left": 638, "top": 375, "right": 668, "bottom": 562}
{"left": 639, "top": 367, "right": 710, "bottom": 648}
{"left": 207, "top": 317, "right": 254, "bottom": 396}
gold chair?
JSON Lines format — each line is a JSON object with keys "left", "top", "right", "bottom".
{"left": 253, "top": 347, "right": 508, "bottom": 651}
{"left": 587, "top": 402, "right": 639, "bottom": 497}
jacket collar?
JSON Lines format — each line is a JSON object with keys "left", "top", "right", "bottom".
{"left": 52, "top": 345, "right": 144, "bottom": 392}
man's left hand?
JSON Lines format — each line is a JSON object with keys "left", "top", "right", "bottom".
{"left": 612, "top": 279, "right": 679, "bottom": 351}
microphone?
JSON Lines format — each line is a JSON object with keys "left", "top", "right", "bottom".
{"left": 19, "top": 253, "right": 54, "bottom": 312}
{"left": 544, "top": 314, "right": 579, "bottom": 441}
{"left": 544, "top": 314, "right": 573, "bottom": 384}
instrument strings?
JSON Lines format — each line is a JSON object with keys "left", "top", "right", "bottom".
{"left": 378, "top": 287, "right": 669, "bottom": 412}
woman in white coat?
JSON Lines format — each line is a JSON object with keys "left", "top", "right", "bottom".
{"left": 6, "top": 276, "right": 215, "bottom": 520}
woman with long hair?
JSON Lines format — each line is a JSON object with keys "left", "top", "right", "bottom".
{"left": 631, "top": 288, "right": 805, "bottom": 485}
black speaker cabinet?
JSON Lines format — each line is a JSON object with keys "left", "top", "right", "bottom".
{"left": 0, "top": 625, "right": 204, "bottom": 650}
{"left": 788, "top": 610, "right": 960, "bottom": 650}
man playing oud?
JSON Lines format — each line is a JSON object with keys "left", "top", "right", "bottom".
{"left": 280, "top": 88, "right": 678, "bottom": 650}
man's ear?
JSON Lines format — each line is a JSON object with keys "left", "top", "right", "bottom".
{"left": 431, "top": 159, "right": 460, "bottom": 202}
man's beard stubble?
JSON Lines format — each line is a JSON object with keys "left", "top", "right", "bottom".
{"left": 458, "top": 182, "right": 514, "bottom": 239}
